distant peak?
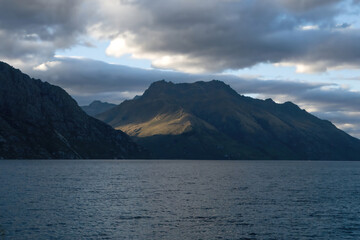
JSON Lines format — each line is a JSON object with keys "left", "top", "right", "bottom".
{"left": 89, "top": 100, "right": 104, "bottom": 106}
{"left": 88, "top": 100, "right": 116, "bottom": 107}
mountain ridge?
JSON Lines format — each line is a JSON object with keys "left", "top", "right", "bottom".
{"left": 97, "top": 80, "right": 360, "bottom": 160}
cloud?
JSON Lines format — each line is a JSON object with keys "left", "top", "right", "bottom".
{"left": 30, "top": 57, "right": 209, "bottom": 103}
{"left": 32, "top": 57, "right": 332, "bottom": 103}
{"left": 277, "top": 0, "right": 342, "bottom": 12}
{"left": 29, "top": 57, "right": 360, "bottom": 138}
{"left": 0, "top": 0, "right": 96, "bottom": 67}
{"left": 97, "top": 0, "right": 360, "bottom": 73}
{"left": 311, "top": 111, "right": 360, "bottom": 138}
{"left": 33, "top": 61, "right": 61, "bottom": 71}
{"left": 1, "top": 0, "right": 360, "bottom": 73}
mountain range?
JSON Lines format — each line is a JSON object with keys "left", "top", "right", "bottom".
{"left": 1, "top": 60, "right": 359, "bottom": 160}
{"left": 0, "top": 61, "right": 146, "bottom": 159}
{"left": 97, "top": 80, "right": 360, "bottom": 160}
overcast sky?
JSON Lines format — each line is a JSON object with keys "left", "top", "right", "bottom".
{"left": 1, "top": 0, "right": 360, "bottom": 138}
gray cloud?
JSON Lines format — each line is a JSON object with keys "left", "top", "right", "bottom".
{"left": 1, "top": 0, "right": 359, "bottom": 73}
{"left": 29, "top": 57, "right": 215, "bottom": 104}
{"left": 100, "top": 0, "right": 360, "bottom": 72}
{"left": 311, "top": 111, "right": 360, "bottom": 138}
{"left": 31, "top": 57, "right": 201, "bottom": 94}
{"left": 278, "top": 0, "right": 341, "bottom": 11}
{"left": 297, "top": 87, "right": 360, "bottom": 112}
{"left": 0, "top": 0, "right": 94, "bottom": 66}
{"left": 31, "top": 57, "right": 334, "bottom": 103}
{"left": 28, "top": 57, "right": 360, "bottom": 138}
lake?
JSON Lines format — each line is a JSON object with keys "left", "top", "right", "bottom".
{"left": 0, "top": 160, "right": 360, "bottom": 239}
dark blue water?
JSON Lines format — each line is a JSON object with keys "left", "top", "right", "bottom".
{"left": 0, "top": 160, "right": 360, "bottom": 239}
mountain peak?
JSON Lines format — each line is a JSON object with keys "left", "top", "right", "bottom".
{"left": 142, "top": 80, "right": 239, "bottom": 101}
{"left": 90, "top": 100, "right": 103, "bottom": 105}
{"left": 148, "top": 79, "right": 232, "bottom": 89}
{"left": 145, "top": 80, "right": 174, "bottom": 91}
{"left": 151, "top": 79, "right": 173, "bottom": 85}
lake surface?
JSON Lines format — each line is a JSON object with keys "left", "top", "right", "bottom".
{"left": 0, "top": 160, "right": 360, "bottom": 239}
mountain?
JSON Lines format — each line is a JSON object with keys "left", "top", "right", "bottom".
{"left": 97, "top": 80, "right": 360, "bottom": 160}
{"left": 81, "top": 100, "right": 116, "bottom": 117}
{"left": 0, "top": 61, "right": 146, "bottom": 159}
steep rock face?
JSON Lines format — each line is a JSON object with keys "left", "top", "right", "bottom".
{"left": 0, "top": 62, "right": 146, "bottom": 159}
{"left": 81, "top": 100, "right": 116, "bottom": 117}
{"left": 97, "top": 80, "right": 360, "bottom": 160}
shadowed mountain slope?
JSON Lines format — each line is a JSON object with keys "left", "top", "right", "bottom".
{"left": 97, "top": 80, "right": 360, "bottom": 160}
{"left": 81, "top": 100, "right": 116, "bottom": 117}
{"left": 0, "top": 62, "right": 146, "bottom": 159}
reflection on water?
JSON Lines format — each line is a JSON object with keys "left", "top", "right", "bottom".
{"left": 0, "top": 160, "right": 360, "bottom": 239}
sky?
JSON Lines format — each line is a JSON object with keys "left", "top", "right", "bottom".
{"left": 1, "top": 0, "right": 360, "bottom": 138}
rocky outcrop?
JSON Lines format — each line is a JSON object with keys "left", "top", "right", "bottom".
{"left": 0, "top": 62, "right": 146, "bottom": 159}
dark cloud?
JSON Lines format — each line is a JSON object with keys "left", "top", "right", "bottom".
{"left": 31, "top": 57, "right": 332, "bottom": 102}
{"left": 278, "top": 0, "right": 341, "bottom": 11}
{"left": 30, "top": 57, "right": 201, "bottom": 94}
{"left": 311, "top": 111, "right": 360, "bottom": 138}
{"left": 296, "top": 87, "right": 360, "bottom": 112}
{"left": 101, "top": 0, "right": 360, "bottom": 72}
{"left": 0, "top": 0, "right": 94, "bottom": 66}
{"left": 1, "top": 0, "right": 359, "bottom": 73}
{"left": 29, "top": 57, "right": 214, "bottom": 103}
{"left": 314, "top": 111, "right": 360, "bottom": 125}
{"left": 29, "top": 57, "right": 360, "bottom": 138}
{"left": 228, "top": 78, "right": 332, "bottom": 96}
